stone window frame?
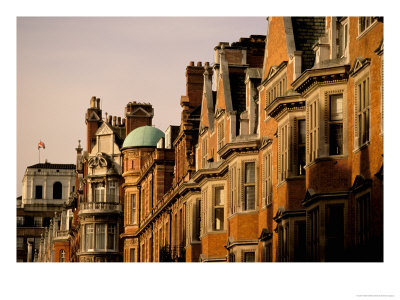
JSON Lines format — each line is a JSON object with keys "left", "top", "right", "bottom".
{"left": 201, "top": 136, "right": 208, "bottom": 168}
{"left": 262, "top": 147, "right": 273, "bottom": 208}
{"left": 306, "top": 98, "right": 320, "bottom": 164}
{"left": 129, "top": 247, "right": 136, "bottom": 262}
{"left": 228, "top": 163, "right": 239, "bottom": 215}
{"left": 82, "top": 222, "right": 118, "bottom": 253}
{"left": 240, "top": 158, "right": 258, "bottom": 212}
{"left": 17, "top": 216, "right": 24, "bottom": 226}
{"left": 353, "top": 67, "right": 371, "bottom": 151}
{"left": 217, "top": 118, "right": 225, "bottom": 151}
{"left": 212, "top": 185, "right": 225, "bottom": 231}
{"left": 278, "top": 121, "right": 290, "bottom": 183}
{"left": 240, "top": 247, "right": 258, "bottom": 262}
{"left": 130, "top": 193, "right": 137, "bottom": 225}
{"left": 325, "top": 90, "right": 346, "bottom": 157}
{"left": 337, "top": 17, "right": 349, "bottom": 59}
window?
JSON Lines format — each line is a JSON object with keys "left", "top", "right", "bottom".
{"left": 17, "top": 216, "right": 24, "bottom": 226}
{"left": 17, "top": 237, "right": 24, "bottom": 250}
{"left": 35, "top": 185, "right": 43, "bottom": 199}
{"left": 265, "top": 152, "right": 273, "bottom": 206}
{"left": 59, "top": 250, "right": 65, "bottom": 262}
{"left": 202, "top": 138, "right": 208, "bottom": 167}
{"left": 213, "top": 187, "right": 224, "bottom": 231}
{"left": 279, "top": 124, "right": 289, "bottom": 181}
{"left": 108, "top": 181, "right": 118, "bottom": 202}
{"left": 34, "top": 238, "right": 40, "bottom": 251}
{"left": 326, "top": 204, "right": 344, "bottom": 261}
{"left": 85, "top": 224, "right": 94, "bottom": 251}
{"left": 329, "top": 94, "right": 344, "bottom": 155}
{"left": 34, "top": 217, "right": 43, "bottom": 227}
{"left": 265, "top": 74, "right": 287, "bottom": 107}
{"left": 53, "top": 182, "right": 62, "bottom": 199}
{"left": 130, "top": 248, "right": 136, "bottom": 262}
{"left": 95, "top": 224, "right": 106, "bottom": 249}
{"left": 293, "top": 221, "right": 306, "bottom": 262}
{"left": 356, "top": 193, "right": 371, "bottom": 247}
{"left": 131, "top": 194, "right": 137, "bottom": 225}
{"left": 217, "top": 120, "right": 225, "bottom": 150}
{"left": 297, "top": 120, "right": 306, "bottom": 175}
{"left": 229, "top": 252, "right": 236, "bottom": 262}
{"left": 229, "top": 165, "right": 238, "bottom": 214}
{"left": 244, "top": 251, "right": 255, "bottom": 262}
{"left": 195, "top": 199, "right": 201, "bottom": 240}
{"left": 278, "top": 224, "right": 289, "bottom": 262}
{"left": 94, "top": 183, "right": 105, "bottom": 202}
{"left": 308, "top": 100, "right": 319, "bottom": 162}
{"left": 359, "top": 17, "right": 375, "bottom": 35}
{"left": 244, "top": 162, "right": 256, "bottom": 210}
{"left": 355, "top": 77, "right": 370, "bottom": 148}
{"left": 309, "top": 207, "right": 320, "bottom": 261}
{"left": 262, "top": 243, "right": 272, "bottom": 262}
{"left": 107, "top": 224, "right": 116, "bottom": 250}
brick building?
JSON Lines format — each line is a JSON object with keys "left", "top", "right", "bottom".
{"left": 32, "top": 16, "right": 383, "bottom": 263}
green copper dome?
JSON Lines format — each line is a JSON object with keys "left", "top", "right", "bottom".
{"left": 122, "top": 126, "right": 164, "bottom": 149}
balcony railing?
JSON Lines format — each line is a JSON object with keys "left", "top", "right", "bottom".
{"left": 79, "top": 202, "right": 122, "bottom": 215}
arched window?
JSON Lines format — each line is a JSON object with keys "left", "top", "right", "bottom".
{"left": 53, "top": 182, "right": 62, "bottom": 199}
{"left": 60, "top": 249, "right": 65, "bottom": 262}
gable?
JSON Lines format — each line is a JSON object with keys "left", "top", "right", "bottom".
{"left": 132, "top": 106, "right": 152, "bottom": 117}
{"left": 96, "top": 122, "right": 114, "bottom": 136}
{"left": 349, "top": 57, "right": 371, "bottom": 77}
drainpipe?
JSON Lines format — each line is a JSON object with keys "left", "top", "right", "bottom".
{"left": 137, "top": 184, "right": 141, "bottom": 262}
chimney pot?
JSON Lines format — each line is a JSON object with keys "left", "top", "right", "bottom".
{"left": 96, "top": 98, "right": 100, "bottom": 109}
{"left": 189, "top": 61, "right": 194, "bottom": 66}
{"left": 108, "top": 115, "right": 112, "bottom": 123}
{"left": 113, "top": 116, "right": 116, "bottom": 126}
{"left": 205, "top": 62, "right": 209, "bottom": 67}
{"left": 197, "top": 62, "right": 202, "bottom": 67}
{"left": 118, "top": 117, "right": 121, "bottom": 126}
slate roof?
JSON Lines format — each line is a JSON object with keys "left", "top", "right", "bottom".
{"left": 27, "top": 162, "right": 76, "bottom": 169}
{"left": 291, "top": 17, "right": 326, "bottom": 72}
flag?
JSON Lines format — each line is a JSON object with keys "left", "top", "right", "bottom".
{"left": 38, "top": 141, "right": 45, "bottom": 150}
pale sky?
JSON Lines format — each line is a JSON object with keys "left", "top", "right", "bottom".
{"left": 17, "top": 17, "right": 268, "bottom": 195}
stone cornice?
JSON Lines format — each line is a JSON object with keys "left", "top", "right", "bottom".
{"left": 265, "top": 94, "right": 305, "bottom": 121}
{"left": 218, "top": 139, "right": 260, "bottom": 160}
{"left": 292, "top": 65, "right": 350, "bottom": 96}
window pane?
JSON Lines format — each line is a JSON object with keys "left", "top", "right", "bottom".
{"left": 131, "top": 194, "right": 137, "bottom": 224}
{"left": 244, "top": 252, "right": 255, "bottom": 262}
{"left": 214, "top": 208, "right": 224, "bottom": 230}
{"left": 86, "top": 224, "right": 94, "bottom": 250}
{"left": 35, "top": 185, "right": 43, "bottom": 199}
{"left": 107, "top": 224, "right": 116, "bottom": 250}
{"left": 245, "top": 162, "right": 255, "bottom": 183}
{"left": 215, "top": 187, "right": 224, "bottom": 206}
{"left": 330, "top": 123, "right": 343, "bottom": 155}
{"left": 95, "top": 224, "right": 106, "bottom": 250}
{"left": 34, "top": 217, "right": 43, "bottom": 227}
{"left": 245, "top": 186, "right": 255, "bottom": 210}
{"left": 330, "top": 94, "right": 343, "bottom": 121}
{"left": 298, "top": 120, "right": 306, "bottom": 144}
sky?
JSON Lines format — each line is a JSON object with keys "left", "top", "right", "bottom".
{"left": 16, "top": 17, "right": 268, "bottom": 195}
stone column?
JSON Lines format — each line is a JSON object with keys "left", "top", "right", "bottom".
{"left": 27, "top": 241, "right": 33, "bottom": 262}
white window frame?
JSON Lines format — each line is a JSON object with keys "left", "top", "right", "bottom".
{"left": 264, "top": 151, "right": 273, "bottom": 206}
{"left": 329, "top": 94, "right": 344, "bottom": 155}
{"left": 34, "top": 216, "right": 43, "bottom": 227}
{"left": 108, "top": 181, "right": 118, "bottom": 203}
{"left": 243, "top": 161, "right": 256, "bottom": 211}
{"left": 131, "top": 194, "right": 137, "bottom": 225}
{"left": 217, "top": 119, "right": 225, "bottom": 150}
{"left": 307, "top": 99, "right": 319, "bottom": 163}
{"left": 278, "top": 123, "right": 290, "bottom": 182}
{"left": 202, "top": 137, "right": 208, "bottom": 168}
{"left": 17, "top": 237, "right": 24, "bottom": 250}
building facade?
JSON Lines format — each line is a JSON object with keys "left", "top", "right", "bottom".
{"left": 17, "top": 162, "right": 75, "bottom": 262}
{"left": 29, "top": 16, "right": 383, "bottom": 263}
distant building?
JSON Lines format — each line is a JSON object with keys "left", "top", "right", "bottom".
{"left": 17, "top": 162, "right": 75, "bottom": 262}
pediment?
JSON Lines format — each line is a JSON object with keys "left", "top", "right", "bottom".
{"left": 259, "top": 228, "right": 272, "bottom": 241}
{"left": 96, "top": 122, "right": 114, "bottom": 136}
{"left": 304, "top": 188, "right": 316, "bottom": 202}
{"left": 350, "top": 175, "right": 372, "bottom": 192}
{"left": 273, "top": 206, "right": 286, "bottom": 221}
{"left": 349, "top": 57, "right": 371, "bottom": 77}
{"left": 260, "top": 136, "right": 273, "bottom": 150}
{"left": 87, "top": 111, "right": 101, "bottom": 121}
{"left": 132, "top": 106, "right": 153, "bottom": 117}
{"left": 265, "top": 61, "right": 288, "bottom": 82}
{"left": 215, "top": 108, "right": 225, "bottom": 120}
{"left": 374, "top": 39, "right": 384, "bottom": 56}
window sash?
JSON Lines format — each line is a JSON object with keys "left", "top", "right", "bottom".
{"left": 131, "top": 194, "right": 137, "bottom": 225}
{"left": 95, "top": 224, "right": 106, "bottom": 250}
{"left": 107, "top": 224, "right": 116, "bottom": 250}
